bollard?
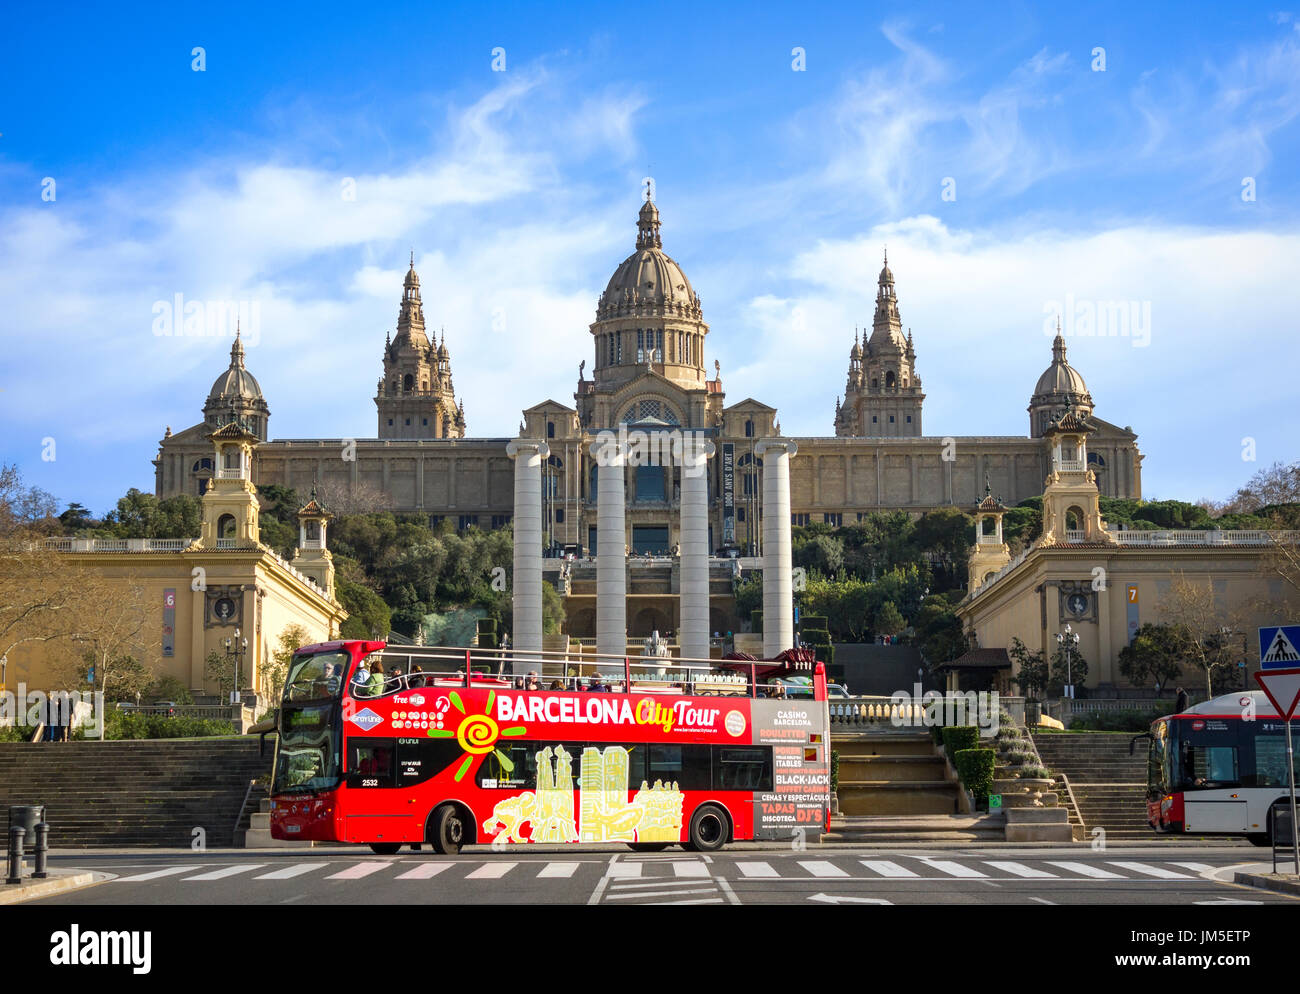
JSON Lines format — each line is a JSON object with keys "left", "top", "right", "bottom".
{"left": 6, "top": 826, "right": 24, "bottom": 885}
{"left": 33, "top": 823, "right": 48, "bottom": 879}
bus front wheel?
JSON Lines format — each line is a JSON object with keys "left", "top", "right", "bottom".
{"left": 686, "top": 804, "right": 729, "bottom": 853}
{"left": 429, "top": 804, "right": 467, "bottom": 855}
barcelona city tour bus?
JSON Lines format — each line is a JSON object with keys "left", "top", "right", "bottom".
{"left": 1132, "top": 690, "right": 1300, "bottom": 846}
{"left": 269, "top": 640, "right": 832, "bottom": 854}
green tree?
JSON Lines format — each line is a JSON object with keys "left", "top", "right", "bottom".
{"left": 1008, "top": 637, "right": 1048, "bottom": 700}
{"left": 264, "top": 624, "right": 309, "bottom": 704}
{"left": 1118, "top": 623, "right": 1185, "bottom": 690}
{"left": 338, "top": 578, "right": 392, "bottom": 639}
{"left": 875, "top": 601, "right": 906, "bottom": 638}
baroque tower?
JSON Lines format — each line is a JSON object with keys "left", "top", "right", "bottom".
{"left": 375, "top": 258, "right": 466, "bottom": 440}
{"left": 836, "top": 252, "right": 924, "bottom": 437}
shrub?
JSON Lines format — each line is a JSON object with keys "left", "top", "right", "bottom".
{"left": 104, "top": 711, "right": 236, "bottom": 740}
{"left": 941, "top": 725, "right": 979, "bottom": 763}
{"left": 830, "top": 750, "right": 840, "bottom": 793}
{"left": 801, "top": 616, "right": 828, "bottom": 632}
{"left": 955, "top": 748, "right": 996, "bottom": 802}
{"left": 1017, "top": 765, "right": 1051, "bottom": 779}
{"left": 1002, "top": 748, "right": 1034, "bottom": 766}
{"left": 1068, "top": 708, "right": 1166, "bottom": 732}
{"left": 994, "top": 725, "right": 1024, "bottom": 743}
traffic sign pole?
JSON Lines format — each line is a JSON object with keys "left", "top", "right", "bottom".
{"left": 1253, "top": 667, "right": 1300, "bottom": 873}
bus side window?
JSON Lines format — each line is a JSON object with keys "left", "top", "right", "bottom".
{"left": 347, "top": 739, "right": 396, "bottom": 787}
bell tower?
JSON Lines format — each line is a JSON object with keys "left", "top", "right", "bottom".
{"left": 1039, "top": 412, "right": 1113, "bottom": 546}
{"left": 196, "top": 421, "right": 261, "bottom": 550}
{"left": 375, "top": 257, "right": 465, "bottom": 439}
{"left": 291, "top": 489, "right": 335, "bottom": 598}
{"left": 968, "top": 481, "right": 1012, "bottom": 593}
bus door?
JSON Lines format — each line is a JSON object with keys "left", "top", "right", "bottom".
{"left": 1178, "top": 719, "right": 1247, "bottom": 833}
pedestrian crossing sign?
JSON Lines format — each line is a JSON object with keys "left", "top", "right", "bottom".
{"left": 1259, "top": 626, "right": 1300, "bottom": 669}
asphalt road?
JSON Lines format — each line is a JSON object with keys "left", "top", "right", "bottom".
{"left": 25, "top": 844, "right": 1298, "bottom": 906}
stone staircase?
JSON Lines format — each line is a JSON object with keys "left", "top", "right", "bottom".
{"left": 1032, "top": 732, "right": 1152, "bottom": 840}
{"left": 834, "top": 731, "right": 964, "bottom": 817}
{"left": 0, "top": 740, "right": 269, "bottom": 848}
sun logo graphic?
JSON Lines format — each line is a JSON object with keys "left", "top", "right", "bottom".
{"left": 428, "top": 690, "right": 526, "bottom": 782}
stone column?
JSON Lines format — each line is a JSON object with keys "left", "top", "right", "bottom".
{"left": 591, "top": 433, "right": 627, "bottom": 662}
{"left": 679, "top": 435, "right": 715, "bottom": 661}
{"left": 506, "top": 439, "right": 548, "bottom": 674}
{"left": 756, "top": 439, "right": 797, "bottom": 657}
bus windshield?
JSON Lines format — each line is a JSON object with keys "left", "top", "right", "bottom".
{"left": 282, "top": 650, "right": 349, "bottom": 703}
{"left": 272, "top": 703, "right": 342, "bottom": 794}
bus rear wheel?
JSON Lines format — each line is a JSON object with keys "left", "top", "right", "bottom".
{"left": 1247, "top": 833, "right": 1271, "bottom": 847}
{"left": 685, "top": 804, "right": 729, "bottom": 853}
{"left": 429, "top": 804, "right": 467, "bottom": 855}
{"left": 369, "top": 842, "right": 402, "bottom": 855}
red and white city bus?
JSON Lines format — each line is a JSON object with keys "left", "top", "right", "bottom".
{"left": 269, "top": 641, "right": 831, "bottom": 854}
{"left": 1133, "top": 690, "right": 1300, "bottom": 846}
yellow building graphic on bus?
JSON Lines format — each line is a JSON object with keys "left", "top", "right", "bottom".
{"left": 482, "top": 745, "right": 683, "bottom": 845}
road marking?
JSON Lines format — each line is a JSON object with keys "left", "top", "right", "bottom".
{"left": 115, "top": 865, "right": 202, "bottom": 882}
{"left": 921, "top": 859, "right": 987, "bottom": 878}
{"left": 1170, "top": 862, "right": 1215, "bottom": 872}
{"left": 798, "top": 860, "right": 849, "bottom": 878}
{"left": 1108, "top": 861, "right": 1192, "bottom": 879}
{"left": 608, "top": 878, "right": 708, "bottom": 890}
{"left": 984, "top": 861, "right": 1058, "bottom": 878}
{"left": 1029, "top": 896, "right": 1056, "bottom": 905}
{"left": 255, "top": 863, "right": 328, "bottom": 880}
{"left": 859, "top": 860, "right": 918, "bottom": 878}
{"left": 736, "top": 861, "right": 779, "bottom": 878}
{"left": 326, "top": 861, "right": 393, "bottom": 880}
{"left": 607, "top": 862, "right": 643, "bottom": 878}
{"left": 537, "top": 862, "right": 579, "bottom": 879}
{"left": 394, "top": 863, "right": 454, "bottom": 880}
{"left": 604, "top": 888, "right": 720, "bottom": 901}
{"left": 808, "top": 893, "right": 892, "bottom": 905}
{"left": 654, "top": 897, "right": 726, "bottom": 904}
{"left": 672, "top": 861, "right": 711, "bottom": 878}
{"left": 1195, "top": 899, "right": 1262, "bottom": 905}
{"left": 1045, "top": 861, "right": 1123, "bottom": 879}
{"left": 183, "top": 863, "right": 268, "bottom": 881}
{"left": 466, "top": 862, "right": 517, "bottom": 879}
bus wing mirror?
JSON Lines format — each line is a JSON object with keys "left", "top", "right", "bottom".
{"left": 1129, "top": 732, "right": 1151, "bottom": 756}
{"left": 259, "top": 728, "right": 277, "bottom": 758}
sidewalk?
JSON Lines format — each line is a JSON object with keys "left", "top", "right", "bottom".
{"left": 0, "top": 867, "right": 110, "bottom": 905}
{"left": 1229, "top": 861, "right": 1300, "bottom": 898}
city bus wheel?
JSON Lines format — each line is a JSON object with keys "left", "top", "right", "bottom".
{"left": 627, "top": 843, "right": 672, "bottom": 852}
{"left": 1247, "top": 833, "right": 1271, "bottom": 847}
{"left": 429, "top": 804, "right": 466, "bottom": 855}
{"left": 685, "top": 804, "right": 729, "bottom": 853}
{"left": 369, "top": 842, "right": 402, "bottom": 855}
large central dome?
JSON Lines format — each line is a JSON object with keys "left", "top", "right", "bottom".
{"left": 597, "top": 200, "right": 702, "bottom": 321}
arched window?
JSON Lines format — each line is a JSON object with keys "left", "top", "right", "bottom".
{"left": 217, "top": 514, "right": 237, "bottom": 540}
{"left": 744, "top": 419, "right": 754, "bottom": 438}
{"left": 403, "top": 374, "right": 414, "bottom": 391}
{"left": 885, "top": 371, "right": 896, "bottom": 389}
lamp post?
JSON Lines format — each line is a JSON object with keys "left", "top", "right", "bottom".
{"left": 224, "top": 628, "right": 248, "bottom": 704}
{"left": 1056, "top": 624, "right": 1080, "bottom": 700}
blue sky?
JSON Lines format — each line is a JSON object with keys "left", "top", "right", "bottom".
{"left": 2, "top": 1, "right": 1298, "bottom": 515}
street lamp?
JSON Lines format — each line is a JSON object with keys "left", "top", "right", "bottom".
{"left": 224, "top": 628, "right": 249, "bottom": 705}
{"left": 1056, "top": 624, "right": 1080, "bottom": 700}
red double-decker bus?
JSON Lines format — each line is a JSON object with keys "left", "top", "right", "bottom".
{"left": 269, "top": 641, "right": 831, "bottom": 854}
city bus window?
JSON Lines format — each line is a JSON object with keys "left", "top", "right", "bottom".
{"left": 1182, "top": 742, "right": 1239, "bottom": 788}
{"left": 716, "top": 747, "right": 773, "bottom": 790}
{"left": 648, "top": 745, "right": 711, "bottom": 790}
{"left": 347, "top": 739, "right": 396, "bottom": 787}
{"left": 1253, "top": 725, "right": 1300, "bottom": 786}
{"left": 477, "top": 744, "right": 540, "bottom": 789}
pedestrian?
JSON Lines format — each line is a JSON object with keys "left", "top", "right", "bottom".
{"left": 366, "top": 661, "right": 386, "bottom": 697}
{"left": 1175, "top": 686, "right": 1189, "bottom": 713}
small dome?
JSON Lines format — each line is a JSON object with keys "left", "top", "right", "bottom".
{"left": 1033, "top": 333, "right": 1090, "bottom": 400}
{"left": 207, "top": 334, "right": 264, "bottom": 403}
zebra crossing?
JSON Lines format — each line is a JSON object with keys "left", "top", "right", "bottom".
{"left": 106, "top": 853, "right": 1221, "bottom": 890}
